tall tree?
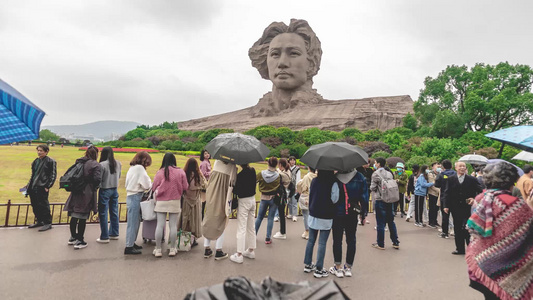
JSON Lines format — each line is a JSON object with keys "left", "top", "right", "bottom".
{"left": 39, "top": 129, "right": 60, "bottom": 141}
{"left": 415, "top": 62, "right": 533, "bottom": 135}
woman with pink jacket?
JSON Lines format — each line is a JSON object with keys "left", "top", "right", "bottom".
{"left": 151, "top": 153, "right": 189, "bottom": 257}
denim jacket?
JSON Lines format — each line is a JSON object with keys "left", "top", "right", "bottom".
{"left": 414, "top": 174, "right": 434, "bottom": 196}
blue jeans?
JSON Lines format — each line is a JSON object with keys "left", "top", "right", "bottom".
{"left": 302, "top": 209, "right": 309, "bottom": 231}
{"left": 304, "top": 228, "right": 331, "bottom": 270}
{"left": 255, "top": 198, "right": 278, "bottom": 240}
{"left": 288, "top": 194, "right": 298, "bottom": 216}
{"left": 125, "top": 192, "right": 142, "bottom": 247}
{"left": 375, "top": 200, "right": 399, "bottom": 248}
{"left": 98, "top": 188, "right": 120, "bottom": 240}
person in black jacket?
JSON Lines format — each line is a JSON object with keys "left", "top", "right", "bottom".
{"left": 405, "top": 164, "right": 419, "bottom": 222}
{"left": 230, "top": 164, "right": 257, "bottom": 264}
{"left": 441, "top": 161, "right": 483, "bottom": 255}
{"left": 26, "top": 144, "right": 57, "bottom": 231}
{"left": 434, "top": 159, "right": 456, "bottom": 238}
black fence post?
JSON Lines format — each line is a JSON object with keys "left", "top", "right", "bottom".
{"left": 5, "top": 200, "right": 11, "bottom": 227}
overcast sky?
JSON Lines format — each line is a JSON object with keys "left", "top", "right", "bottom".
{"left": 1, "top": 0, "right": 532, "bottom": 126}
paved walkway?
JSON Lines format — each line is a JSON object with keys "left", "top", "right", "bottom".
{"left": 0, "top": 216, "right": 480, "bottom": 299}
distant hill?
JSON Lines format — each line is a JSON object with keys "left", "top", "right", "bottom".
{"left": 43, "top": 120, "right": 140, "bottom": 141}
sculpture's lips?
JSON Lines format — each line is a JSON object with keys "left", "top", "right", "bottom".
{"left": 276, "top": 71, "right": 291, "bottom": 78}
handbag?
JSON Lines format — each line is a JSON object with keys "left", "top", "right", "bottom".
{"left": 177, "top": 229, "right": 192, "bottom": 252}
{"left": 140, "top": 189, "right": 157, "bottom": 221}
{"left": 225, "top": 185, "right": 234, "bottom": 217}
{"left": 273, "top": 177, "right": 287, "bottom": 206}
{"left": 231, "top": 193, "right": 239, "bottom": 210}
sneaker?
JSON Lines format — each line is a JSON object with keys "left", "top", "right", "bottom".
{"left": 274, "top": 216, "right": 279, "bottom": 222}
{"left": 329, "top": 266, "right": 344, "bottom": 278}
{"left": 273, "top": 232, "right": 286, "bottom": 239}
{"left": 438, "top": 233, "right": 449, "bottom": 239}
{"left": 343, "top": 265, "right": 352, "bottom": 277}
{"left": 96, "top": 238, "right": 110, "bottom": 244}
{"left": 392, "top": 243, "right": 400, "bottom": 249}
{"left": 204, "top": 248, "right": 213, "bottom": 258}
{"left": 230, "top": 253, "right": 243, "bottom": 264}
{"left": 68, "top": 237, "right": 78, "bottom": 245}
{"left": 242, "top": 249, "right": 255, "bottom": 259}
{"left": 357, "top": 220, "right": 362, "bottom": 225}
{"left": 314, "top": 269, "right": 329, "bottom": 278}
{"left": 304, "top": 263, "right": 316, "bottom": 273}
{"left": 374, "top": 226, "right": 388, "bottom": 231}
{"left": 287, "top": 214, "right": 293, "bottom": 219}
{"left": 124, "top": 247, "right": 142, "bottom": 255}
{"left": 153, "top": 248, "right": 162, "bottom": 258}
{"left": 427, "top": 224, "right": 437, "bottom": 229}
{"left": 215, "top": 250, "right": 228, "bottom": 260}
{"left": 450, "top": 230, "right": 455, "bottom": 236}
{"left": 133, "top": 243, "right": 143, "bottom": 250}
{"left": 292, "top": 216, "right": 298, "bottom": 222}
{"left": 372, "top": 243, "right": 385, "bottom": 250}
{"left": 438, "top": 228, "right": 443, "bottom": 232}
{"left": 265, "top": 238, "right": 272, "bottom": 244}
{"left": 415, "top": 222, "right": 422, "bottom": 227}
{"left": 169, "top": 248, "right": 177, "bottom": 257}
{"left": 109, "top": 235, "right": 119, "bottom": 240}
{"left": 405, "top": 216, "right": 410, "bottom": 222}
{"left": 74, "top": 241, "right": 88, "bottom": 249}
{"left": 38, "top": 224, "right": 52, "bottom": 232}
{"left": 301, "top": 231, "right": 309, "bottom": 240}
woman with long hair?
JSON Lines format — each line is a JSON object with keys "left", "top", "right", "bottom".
{"left": 64, "top": 146, "right": 102, "bottom": 249}
{"left": 255, "top": 157, "right": 281, "bottom": 244}
{"left": 151, "top": 153, "right": 188, "bottom": 257}
{"left": 304, "top": 170, "right": 339, "bottom": 278}
{"left": 414, "top": 165, "right": 434, "bottom": 227}
{"left": 466, "top": 162, "right": 533, "bottom": 299}
{"left": 182, "top": 157, "right": 206, "bottom": 246}
{"left": 199, "top": 149, "right": 211, "bottom": 220}
{"left": 124, "top": 151, "right": 152, "bottom": 255}
{"left": 230, "top": 163, "right": 257, "bottom": 264}
{"left": 97, "top": 146, "right": 122, "bottom": 243}
{"left": 273, "top": 158, "right": 291, "bottom": 240}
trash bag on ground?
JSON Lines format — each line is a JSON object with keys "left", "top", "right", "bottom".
{"left": 184, "top": 276, "right": 350, "bottom": 300}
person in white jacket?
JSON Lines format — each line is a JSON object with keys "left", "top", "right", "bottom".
{"left": 124, "top": 151, "right": 152, "bottom": 255}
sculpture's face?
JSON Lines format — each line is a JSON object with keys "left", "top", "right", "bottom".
{"left": 267, "top": 33, "right": 309, "bottom": 90}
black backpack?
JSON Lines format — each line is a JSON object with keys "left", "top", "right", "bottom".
{"left": 273, "top": 177, "right": 287, "bottom": 206}
{"left": 60, "top": 161, "right": 86, "bottom": 192}
{"left": 288, "top": 166, "right": 300, "bottom": 198}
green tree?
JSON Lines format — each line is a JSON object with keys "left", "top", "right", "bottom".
{"left": 124, "top": 128, "right": 146, "bottom": 140}
{"left": 402, "top": 113, "right": 418, "bottom": 132}
{"left": 364, "top": 129, "right": 383, "bottom": 141}
{"left": 382, "top": 132, "right": 407, "bottom": 152}
{"left": 415, "top": 62, "right": 533, "bottom": 134}
{"left": 430, "top": 110, "right": 466, "bottom": 138}
{"left": 39, "top": 129, "right": 60, "bottom": 141}
{"left": 275, "top": 127, "right": 296, "bottom": 144}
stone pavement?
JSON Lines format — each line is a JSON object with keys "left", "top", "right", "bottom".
{"left": 0, "top": 216, "right": 480, "bottom": 299}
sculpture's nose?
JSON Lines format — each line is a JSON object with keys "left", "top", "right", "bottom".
{"left": 278, "top": 52, "right": 289, "bottom": 68}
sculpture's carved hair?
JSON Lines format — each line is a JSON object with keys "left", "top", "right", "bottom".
{"left": 249, "top": 19, "right": 322, "bottom": 81}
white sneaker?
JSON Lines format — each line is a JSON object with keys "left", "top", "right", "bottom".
{"left": 242, "top": 249, "right": 255, "bottom": 259}
{"left": 74, "top": 241, "right": 88, "bottom": 249}
{"left": 329, "top": 266, "right": 344, "bottom": 278}
{"left": 292, "top": 216, "right": 298, "bottom": 222}
{"left": 358, "top": 220, "right": 362, "bottom": 225}
{"left": 344, "top": 265, "right": 352, "bottom": 277}
{"left": 230, "top": 253, "right": 243, "bottom": 264}
{"left": 286, "top": 214, "right": 293, "bottom": 219}
{"left": 153, "top": 248, "right": 162, "bottom": 258}
{"left": 405, "top": 216, "right": 410, "bottom": 222}
{"left": 96, "top": 238, "right": 110, "bottom": 244}
{"left": 169, "top": 248, "right": 177, "bottom": 257}
{"left": 274, "top": 216, "right": 279, "bottom": 222}
{"left": 273, "top": 232, "right": 286, "bottom": 239}
{"left": 301, "top": 231, "right": 309, "bottom": 239}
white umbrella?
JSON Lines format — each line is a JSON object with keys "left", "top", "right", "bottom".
{"left": 458, "top": 154, "right": 488, "bottom": 165}
{"left": 512, "top": 151, "right": 533, "bottom": 162}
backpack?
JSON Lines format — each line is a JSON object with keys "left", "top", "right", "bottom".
{"left": 59, "top": 161, "right": 86, "bottom": 192}
{"left": 288, "top": 166, "right": 300, "bottom": 198}
{"left": 339, "top": 182, "right": 361, "bottom": 215}
{"left": 376, "top": 172, "right": 400, "bottom": 203}
{"left": 273, "top": 177, "right": 288, "bottom": 206}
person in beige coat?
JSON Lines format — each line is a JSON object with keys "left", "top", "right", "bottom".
{"left": 182, "top": 158, "right": 207, "bottom": 246}
{"left": 297, "top": 167, "right": 316, "bottom": 239}
{"left": 201, "top": 160, "right": 237, "bottom": 260}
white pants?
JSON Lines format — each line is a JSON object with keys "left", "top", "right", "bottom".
{"left": 236, "top": 196, "right": 256, "bottom": 253}
{"left": 204, "top": 231, "right": 225, "bottom": 249}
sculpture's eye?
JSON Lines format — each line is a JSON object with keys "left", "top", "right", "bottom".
{"left": 290, "top": 50, "right": 302, "bottom": 57}
{"left": 270, "top": 50, "right": 280, "bottom": 58}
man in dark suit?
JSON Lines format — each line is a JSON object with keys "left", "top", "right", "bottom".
{"left": 441, "top": 161, "right": 483, "bottom": 255}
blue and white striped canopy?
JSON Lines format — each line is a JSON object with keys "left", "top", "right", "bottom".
{"left": 0, "top": 79, "right": 45, "bottom": 144}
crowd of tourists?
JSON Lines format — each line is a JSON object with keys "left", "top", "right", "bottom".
{"left": 24, "top": 144, "right": 533, "bottom": 299}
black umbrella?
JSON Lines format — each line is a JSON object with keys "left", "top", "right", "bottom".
{"left": 204, "top": 133, "right": 270, "bottom": 165}
{"left": 300, "top": 142, "right": 368, "bottom": 171}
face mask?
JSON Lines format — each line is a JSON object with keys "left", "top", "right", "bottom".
{"left": 373, "top": 164, "right": 377, "bottom": 169}
{"left": 397, "top": 168, "right": 403, "bottom": 173}
{"left": 425, "top": 170, "right": 431, "bottom": 174}
{"left": 436, "top": 168, "right": 442, "bottom": 173}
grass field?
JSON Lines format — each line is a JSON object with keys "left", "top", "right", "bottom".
{"left": 0, "top": 145, "right": 303, "bottom": 225}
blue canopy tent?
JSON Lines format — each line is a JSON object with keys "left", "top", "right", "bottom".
{"left": 485, "top": 125, "right": 533, "bottom": 158}
{"left": 0, "top": 79, "right": 45, "bottom": 144}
